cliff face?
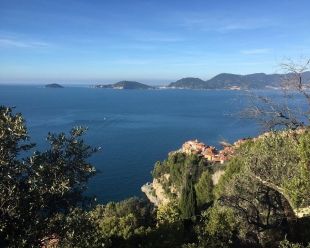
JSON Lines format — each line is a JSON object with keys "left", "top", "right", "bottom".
{"left": 142, "top": 169, "right": 225, "bottom": 207}
{"left": 141, "top": 173, "right": 181, "bottom": 206}
{"left": 142, "top": 139, "right": 233, "bottom": 206}
{"left": 141, "top": 179, "right": 170, "bottom": 206}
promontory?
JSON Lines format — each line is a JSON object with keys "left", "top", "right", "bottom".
{"left": 90, "top": 81, "right": 155, "bottom": 90}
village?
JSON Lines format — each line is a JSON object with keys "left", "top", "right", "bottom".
{"left": 174, "top": 136, "right": 262, "bottom": 164}
{"left": 177, "top": 139, "right": 234, "bottom": 164}
{"left": 175, "top": 128, "right": 309, "bottom": 164}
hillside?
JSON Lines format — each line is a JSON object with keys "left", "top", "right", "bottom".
{"left": 91, "top": 81, "right": 155, "bottom": 90}
{"left": 166, "top": 71, "right": 310, "bottom": 89}
{"left": 167, "top": 77, "right": 207, "bottom": 89}
{"left": 45, "top": 83, "right": 64, "bottom": 88}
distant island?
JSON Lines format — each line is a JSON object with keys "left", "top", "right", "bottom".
{"left": 45, "top": 83, "right": 64, "bottom": 88}
{"left": 89, "top": 71, "right": 310, "bottom": 90}
{"left": 90, "top": 81, "right": 155, "bottom": 90}
{"left": 165, "top": 71, "right": 310, "bottom": 90}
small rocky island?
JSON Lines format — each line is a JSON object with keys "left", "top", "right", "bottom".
{"left": 45, "top": 83, "right": 64, "bottom": 88}
{"left": 90, "top": 81, "right": 155, "bottom": 90}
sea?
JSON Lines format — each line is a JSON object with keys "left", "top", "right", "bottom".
{"left": 0, "top": 84, "right": 260, "bottom": 204}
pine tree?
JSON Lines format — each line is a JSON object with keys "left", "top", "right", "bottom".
{"left": 195, "top": 170, "right": 214, "bottom": 209}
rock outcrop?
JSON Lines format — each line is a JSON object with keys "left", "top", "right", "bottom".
{"left": 141, "top": 179, "right": 170, "bottom": 206}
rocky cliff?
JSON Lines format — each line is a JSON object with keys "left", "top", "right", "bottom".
{"left": 141, "top": 181, "right": 169, "bottom": 206}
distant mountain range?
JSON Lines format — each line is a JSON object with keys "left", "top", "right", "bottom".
{"left": 90, "top": 72, "right": 310, "bottom": 90}
{"left": 166, "top": 71, "right": 310, "bottom": 90}
{"left": 90, "top": 81, "right": 155, "bottom": 90}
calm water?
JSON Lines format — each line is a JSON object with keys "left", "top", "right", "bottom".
{"left": 0, "top": 85, "right": 258, "bottom": 203}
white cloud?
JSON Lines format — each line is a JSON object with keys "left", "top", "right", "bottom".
{"left": 0, "top": 38, "right": 52, "bottom": 48}
{"left": 0, "top": 39, "right": 30, "bottom": 47}
{"left": 241, "top": 49, "right": 270, "bottom": 54}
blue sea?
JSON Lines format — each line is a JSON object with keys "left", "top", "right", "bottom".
{"left": 0, "top": 85, "right": 259, "bottom": 204}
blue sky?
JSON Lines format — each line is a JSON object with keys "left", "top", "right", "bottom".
{"left": 0, "top": 0, "right": 309, "bottom": 85}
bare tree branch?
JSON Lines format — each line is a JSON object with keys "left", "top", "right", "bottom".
{"left": 238, "top": 57, "right": 310, "bottom": 131}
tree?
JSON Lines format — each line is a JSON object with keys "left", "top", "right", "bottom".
{"left": 220, "top": 173, "right": 291, "bottom": 246}
{"left": 156, "top": 201, "right": 181, "bottom": 224}
{"left": 0, "top": 106, "right": 36, "bottom": 246}
{"left": 216, "top": 132, "right": 310, "bottom": 245}
{"left": 0, "top": 106, "right": 101, "bottom": 247}
{"left": 237, "top": 131, "right": 310, "bottom": 218}
{"left": 194, "top": 204, "right": 237, "bottom": 248}
{"left": 239, "top": 57, "right": 310, "bottom": 131}
{"left": 179, "top": 175, "right": 197, "bottom": 220}
{"left": 214, "top": 157, "right": 244, "bottom": 199}
{"left": 94, "top": 197, "right": 157, "bottom": 248}
{"left": 194, "top": 170, "right": 214, "bottom": 209}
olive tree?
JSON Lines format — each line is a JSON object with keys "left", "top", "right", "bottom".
{"left": 235, "top": 131, "right": 310, "bottom": 218}
{"left": 0, "top": 106, "right": 102, "bottom": 247}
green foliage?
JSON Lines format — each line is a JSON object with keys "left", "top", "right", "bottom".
{"left": 283, "top": 132, "right": 310, "bottom": 209}
{"left": 194, "top": 170, "right": 214, "bottom": 209}
{"left": 169, "top": 153, "right": 186, "bottom": 189}
{"left": 156, "top": 201, "right": 181, "bottom": 224}
{"left": 103, "top": 197, "right": 154, "bottom": 225}
{"left": 0, "top": 106, "right": 36, "bottom": 246}
{"left": 279, "top": 239, "right": 310, "bottom": 248}
{"left": 152, "top": 153, "right": 207, "bottom": 195}
{"left": 0, "top": 106, "right": 100, "bottom": 247}
{"left": 151, "top": 200, "right": 187, "bottom": 246}
{"left": 151, "top": 160, "right": 169, "bottom": 179}
{"left": 239, "top": 132, "right": 299, "bottom": 186}
{"left": 237, "top": 131, "right": 310, "bottom": 212}
{"left": 96, "top": 197, "right": 155, "bottom": 247}
{"left": 151, "top": 188, "right": 156, "bottom": 197}
{"left": 50, "top": 207, "right": 104, "bottom": 248}
{"left": 150, "top": 220, "right": 184, "bottom": 247}
{"left": 99, "top": 214, "right": 152, "bottom": 247}
{"left": 179, "top": 176, "right": 197, "bottom": 220}
{"left": 211, "top": 131, "right": 310, "bottom": 246}
{"left": 214, "top": 157, "right": 243, "bottom": 199}
{"left": 195, "top": 204, "right": 237, "bottom": 248}
{"left": 221, "top": 173, "right": 290, "bottom": 245}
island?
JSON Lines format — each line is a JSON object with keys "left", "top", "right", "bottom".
{"left": 90, "top": 81, "right": 155, "bottom": 90}
{"left": 45, "top": 83, "right": 64, "bottom": 88}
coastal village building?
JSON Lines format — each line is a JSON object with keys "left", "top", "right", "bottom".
{"left": 179, "top": 139, "right": 233, "bottom": 164}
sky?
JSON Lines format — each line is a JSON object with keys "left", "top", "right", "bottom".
{"left": 0, "top": 0, "right": 310, "bottom": 85}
